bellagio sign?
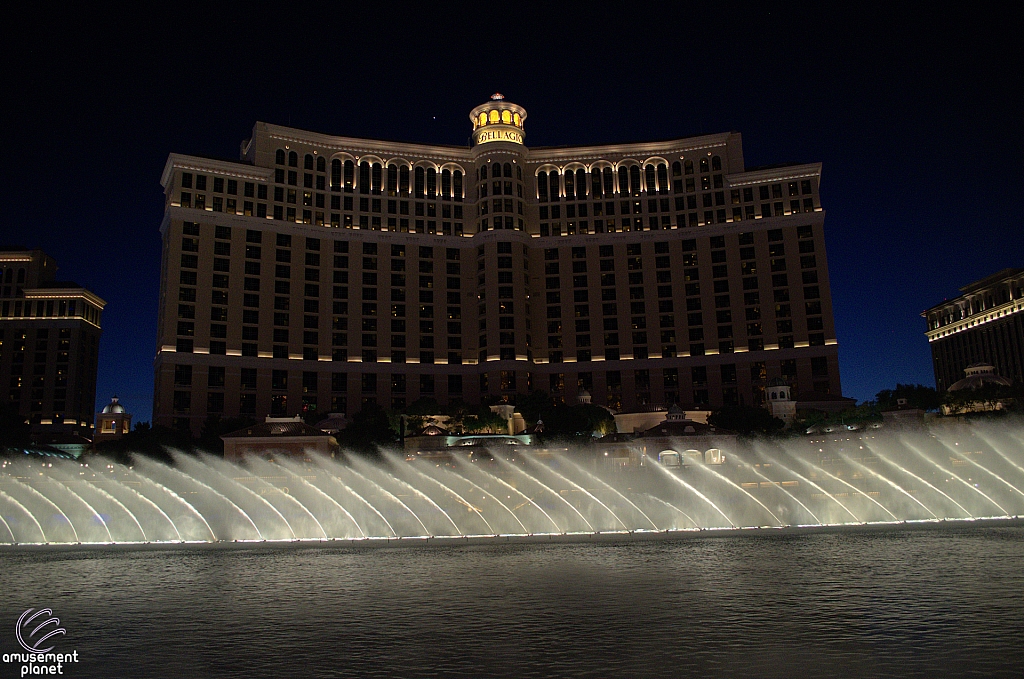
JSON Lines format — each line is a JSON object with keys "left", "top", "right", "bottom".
{"left": 476, "top": 129, "right": 523, "bottom": 144}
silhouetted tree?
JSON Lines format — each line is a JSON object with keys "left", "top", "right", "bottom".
{"left": 196, "top": 415, "right": 257, "bottom": 455}
{"left": 90, "top": 421, "right": 193, "bottom": 465}
{"left": 462, "top": 410, "right": 509, "bottom": 433}
{"left": 875, "top": 384, "right": 941, "bottom": 411}
{"left": 708, "top": 406, "right": 785, "bottom": 436}
{"left": 516, "top": 390, "right": 554, "bottom": 425}
{"left": 336, "top": 402, "right": 397, "bottom": 455}
{"left": 943, "top": 382, "right": 1023, "bottom": 416}
{"left": 538, "top": 403, "right": 615, "bottom": 443}
{"left": 0, "top": 402, "right": 31, "bottom": 453}
{"left": 406, "top": 397, "right": 441, "bottom": 416}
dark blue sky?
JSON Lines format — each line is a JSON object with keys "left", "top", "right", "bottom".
{"left": 1, "top": 5, "right": 1019, "bottom": 422}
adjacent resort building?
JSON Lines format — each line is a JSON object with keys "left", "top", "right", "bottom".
{"left": 0, "top": 247, "right": 105, "bottom": 436}
{"left": 923, "top": 267, "right": 1024, "bottom": 392}
{"left": 154, "top": 95, "right": 842, "bottom": 432}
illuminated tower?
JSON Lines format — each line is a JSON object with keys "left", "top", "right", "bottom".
{"left": 469, "top": 93, "right": 527, "bottom": 147}
{"left": 469, "top": 95, "right": 531, "bottom": 395}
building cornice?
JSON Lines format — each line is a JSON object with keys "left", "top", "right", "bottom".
{"left": 22, "top": 287, "right": 107, "bottom": 308}
{"left": 922, "top": 270, "right": 1024, "bottom": 315}
{"left": 524, "top": 133, "right": 734, "bottom": 164}
{"left": 726, "top": 163, "right": 822, "bottom": 187}
{"left": 258, "top": 122, "right": 474, "bottom": 163}
{"left": 160, "top": 154, "right": 273, "bottom": 189}
{"left": 925, "top": 297, "right": 1024, "bottom": 342}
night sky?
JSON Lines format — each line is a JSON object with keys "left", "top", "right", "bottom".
{"left": 1, "top": 5, "right": 1019, "bottom": 423}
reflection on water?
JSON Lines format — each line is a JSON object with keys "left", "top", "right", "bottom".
{"left": 2, "top": 526, "right": 1023, "bottom": 678}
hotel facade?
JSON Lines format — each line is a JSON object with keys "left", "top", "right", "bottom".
{"left": 923, "top": 268, "right": 1024, "bottom": 391}
{"left": 154, "top": 96, "right": 841, "bottom": 432}
{"left": 0, "top": 247, "right": 105, "bottom": 433}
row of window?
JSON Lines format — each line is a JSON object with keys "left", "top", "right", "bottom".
{"left": 169, "top": 360, "right": 832, "bottom": 416}
{"left": 536, "top": 158, "right": 725, "bottom": 200}
{"left": 174, "top": 360, "right": 827, "bottom": 392}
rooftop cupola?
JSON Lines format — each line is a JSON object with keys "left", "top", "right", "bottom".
{"left": 469, "top": 93, "right": 527, "bottom": 147}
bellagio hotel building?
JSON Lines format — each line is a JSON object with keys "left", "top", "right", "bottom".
{"left": 154, "top": 95, "right": 841, "bottom": 432}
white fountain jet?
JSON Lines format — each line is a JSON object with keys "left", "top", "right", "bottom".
{"left": 490, "top": 452, "right": 595, "bottom": 532}
{"left": 384, "top": 451, "right": 496, "bottom": 535}
{"left": 309, "top": 456, "right": 398, "bottom": 537}
{"left": 520, "top": 452, "right": 628, "bottom": 531}
{"left": 647, "top": 459, "right": 735, "bottom": 528}
{"left": 749, "top": 443, "right": 861, "bottom": 523}
{"left": 855, "top": 441, "right": 972, "bottom": 518}
{"left": 899, "top": 437, "right": 1008, "bottom": 517}
{"left": 685, "top": 456, "right": 784, "bottom": 526}
{"left": 458, "top": 461, "right": 562, "bottom": 533}
{"left": 0, "top": 487, "right": 48, "bottom": 542}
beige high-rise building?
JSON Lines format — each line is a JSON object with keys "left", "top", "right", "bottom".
{"left": 154, "top": 95, "right": 841, "bottom": 433}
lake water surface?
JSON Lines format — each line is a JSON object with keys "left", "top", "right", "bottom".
{"left": 2, "top": 525, "right": 1023, "bottom": 678}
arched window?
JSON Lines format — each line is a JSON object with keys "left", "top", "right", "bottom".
{"left": 618, "top": 166, "right": 629, "bottom": 195}
{"left": 304, "top": 154, "right": 314, "bottom": 170}
{"left": 537, "top": 172, "right": 549, "bottom": 201}
{"left": 516, "top": 166, "right": 522, "bottom": 181}
{"left": 453, "top": 170, "right": 463, "bottom": 200}
{"left": 331, "top": 159, "right": 342, "bottom": 191}
{"left": 503, "top": 163, "right": 512, "bottom": 178}
{"left": 645, "top": 165, "right": 656, "bottom": 194}
{"left": 359, "top": 162, "right": 370, "bottom": 194}
{"left": 565, "top": 171, "right": 575, "bottom": 200}
{"left": 288, "top": 151, "right": 298, "bottom": 167}
{"left": 344, "top": 160, "right": 355, "bottom": 191}
{"left": 501, "top": 110, "right": 512, "bottom": 124}
{"left": 711, "top": 155, "right": 722, "bottom": 171}
{"left": 629, "top": 166, "right": 641, "bottom": 197}
{"left": 371, "top": 163, "right": 382, "bottom": 194}
{"left": 441, "top": 169, "right": 452, "bottom": 199}
{"left": 591, "top": 169, "right": 602, "bottom": 198}
{"left": 575, "top": 169, "right": 587, "bottom": 200}
{"left": 414, "top": 167, "right": 425, "bottom": 198}
{"left": 478, "top": 112, "right": 487, "bottom": 127}
{"left": 480, "top": 165, "right": 488, "bottom": 180}
{"left": 399, "top": 166, "right": 410, "bottom": 195}
{"left": 700, "top": 157, "right": 709, "bottom": 173}
{"left": 275, "top": 149, "right": 286, "bottom": 165}
{"left": 549, "top": 170, "right": 560, "bottom": 201}
{"left": 387, "top": 165, "right": 398, "bottom": 196}
{"left": 489, "top": 110, "right": 499, "bottom": 123}
{"left": 426, "top": 168, "right": 437, "bottom": 198}
{"left": 492, "top": 162, "right": 501, "bottom": 178}
{"left": 603, "top": 167, "right": 614, "bottom": 196}
{"left": 672, "top": 161, "right": 682, "bottom": 177}
{"left": 513, "top": 113, "right": 521, "bottom": 126}
{"left": 684, "top": 159, "right": 694, "bottom": 175}
{"left": 657, "top": 164, "right": 668, "bottom": 194}
{"left": 317, "top": 156, "right": 326, "bottom": 173}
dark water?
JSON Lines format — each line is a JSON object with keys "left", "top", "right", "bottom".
{"left": 2, "top": 526, "right": 1023, "bottom": 678}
